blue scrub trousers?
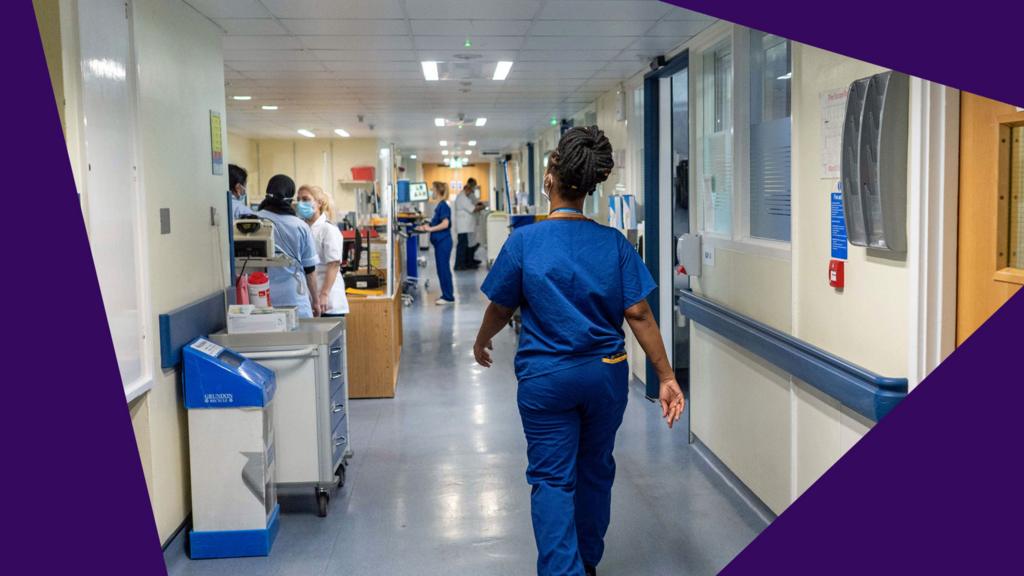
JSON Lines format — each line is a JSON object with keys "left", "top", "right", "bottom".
{"left": 431, "top": 234, "right": 454, "bottom": 301}
{"left": 518, "top": 355, "right": 629, "bottom": 576}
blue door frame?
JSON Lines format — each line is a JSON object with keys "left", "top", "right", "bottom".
{"left": 643, "top": 52, "right": 689, "bottom": 399}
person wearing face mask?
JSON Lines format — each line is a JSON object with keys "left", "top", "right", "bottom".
{"left": 475, "top": 127, "right": 685, "bottom": 576}
{"left": 296, "top": 185, "right": 349, "bottom": 317}
{"left": 229, "top": 164, "right": 254, "bottom": 220}
{"left": 256, "top": 174, "right": 321, "bottom": 318}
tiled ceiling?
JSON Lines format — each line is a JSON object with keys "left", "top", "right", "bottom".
{"left": 185, "top": 0, "right": 714, "bottom": 161}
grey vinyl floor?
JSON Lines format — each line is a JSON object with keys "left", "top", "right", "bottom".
{"left": 165, "top": 247, "right": 768, "bottom": 575}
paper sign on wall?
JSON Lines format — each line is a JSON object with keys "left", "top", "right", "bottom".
{"left": 820, "top": 88, "right": 849, "bottom": 179}
{"left": 210, "top": 110, "right": 223, "bottom": 176}
{"left": 831, "top": 185, "right": 848, "bottom": 260}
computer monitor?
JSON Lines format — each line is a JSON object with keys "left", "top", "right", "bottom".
{"left": 409, "top": 181, "right": 429, "bottom": 202}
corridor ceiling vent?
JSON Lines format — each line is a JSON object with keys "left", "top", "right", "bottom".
{"left": 433, "top": 116, "right": 487, "bottom": 129}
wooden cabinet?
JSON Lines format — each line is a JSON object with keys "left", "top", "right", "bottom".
{"left": 346, "top": 289, "right": 403, "bottom": 398}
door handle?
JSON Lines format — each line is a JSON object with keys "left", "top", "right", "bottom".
{"left": 331, "top": 371, "right": 342, "bottom": 380}
{"left": 332, "top": 402, "right": 344, "bottom": 413}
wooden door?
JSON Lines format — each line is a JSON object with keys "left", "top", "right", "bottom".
{"left": 956, "top": 93, "right": 1024, "bottom": 345}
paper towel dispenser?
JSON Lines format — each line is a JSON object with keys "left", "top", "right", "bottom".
{"left": 840, "top": 71, "right": 909, "bottom": 252}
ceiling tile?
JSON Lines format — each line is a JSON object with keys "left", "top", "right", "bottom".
{"left": 524, "top": 36, "right": 635, "bottom": 51}
{"left": 224, "top": 49, "right": 318, "bottom": 61}
{"left": 518, "top": 50, "right": 621, "bottom": 62}
{"left": 259, "top": 0, "right": 404, "bottom": 19}
{"left": 185, "top": 0, "right": 271, "bottom": 19}
{"left": 662, "top": 8, "right": 715, "bottom": 21}
{"left": 301, "top": 35, "right": 415, "bottom": 50}
{"left": 539, "top": 1, "right": 672, "bottom": 20}
{"left": 647, "top": 19, "right": 713, "bottom": 37}
{"left": 227, "top": 60, "right": 327, "bottom": 72}
{"left": 310, "top": 50, "right": 418, "bottom": 62}
{"left": 414, "top": 35, "right": 523, "bottom": 50}
{"left": 281, "top": 19, "right": 409, "bottom": 35}
{"left": 410, "top": 19, "right": 533, "bottom": 36}
{"left": 404, "top": 0, "right": 542, "bottom": 20}
{"left": 626, "top": 36, "right": 689, "bottom": 52}
{"left": 223, "top": 35, "right": 304, "bottom": 50}
{"left": 214, "top": 18, "right": 289, "bottom": 35}
{"left": 528, "top": 20, "right": 654, "bottom": 36}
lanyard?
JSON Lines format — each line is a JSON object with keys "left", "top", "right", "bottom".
{"left": 551, "top": 207, "right": 583, "bottom": 215}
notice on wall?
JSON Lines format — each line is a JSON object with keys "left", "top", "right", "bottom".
{"left": 820, "top": 87, "right": 849, "bottom": 179}
{"left": 210, "top": 110, "right": 223, "bottom": 176}
{"left": 830, "top": 185, "right": 848, "bottom": 260}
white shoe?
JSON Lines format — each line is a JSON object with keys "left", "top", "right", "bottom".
{"left": 435, "top": 298, "right": 454, "bottom": 306}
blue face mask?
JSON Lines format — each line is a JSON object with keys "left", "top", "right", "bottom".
{"left": 296, "top": 200, "right": 316, "bottom": 220}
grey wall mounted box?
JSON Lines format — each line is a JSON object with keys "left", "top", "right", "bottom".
{"left": 840, "top": 71, "right": 909, "bottom": 252}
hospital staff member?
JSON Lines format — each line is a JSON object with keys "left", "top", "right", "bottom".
{"left": 454, "top": 177, "right": 483, "bottom": 270}
{"left": 474, "top": 127, "right": 685, "bottom": 576}
{"left": 296, "top": 185, "right": 349, "bottom": 317}
{"left": 229, "top": 164, "right": 254, "bottom": 220}
{"left": 416, "top": 182, "right": 455, "bottom": 305}
{"left": 257, "top": 174, "right": 320, "bottom": 318}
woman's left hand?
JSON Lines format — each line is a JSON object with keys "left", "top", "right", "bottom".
{"left": 474, "top": 339, "right": 493, "bottom": 367}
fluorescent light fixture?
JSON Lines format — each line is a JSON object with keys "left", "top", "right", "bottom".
{"left": 334, "top": 128, "right": 350, "bottom": 137}
{"left": 297, "top": 129, "right": 315, "bottom": 138}
{"left": 777, "top": 72, "right": 792, "bottom": 80}
{"left": 421, "top": 61, "right": 439, "bottom": 81}
{"left": 475, "top": 117, "right": 487, "bottom": 126}
{"left": 434, "top": 117, "right": 446, "bottom": 127}
{"left": 465, "top": 150, "right": 473, "bottom": 156}
{"left": 493, "top": 61, "right": 513, "bottom": 81}
{"left": 439, "top": 140, "right": 448, "bottom": 146}
{"left": 261, "top": 105, "right": 278, "bottom": 111}
{"left": 468, "top": 140, "right": 477, "bottom": 146}
{"left": 410, "top": 154, "right": 417, "bottom": 159}
{"left": 442, "top": 150, "right": 449, "bottom": 156}
{"left": 444, "top": 158, "right": 450, "bottom": 165}
{"left": 232, "top": 95, "right": 252, "bottom": 101}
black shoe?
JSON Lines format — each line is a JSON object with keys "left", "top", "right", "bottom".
{"left": 584, "top": 565, "right": 597, "bottom": 576}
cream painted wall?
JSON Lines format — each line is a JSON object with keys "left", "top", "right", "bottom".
{"left": 128, "top": 0, "right": 228, "bottom": 543}
{"left": 791, "top": 45, "right": 904, "bottom": 376}
{"left": 32, "top": 0, "right": 64, "bottom": 132}
{"left": 227, "top": 131, "right": 258, "bottom": 196}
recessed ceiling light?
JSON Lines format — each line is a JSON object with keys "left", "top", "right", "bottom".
{"left": 421, "top": 61, "right": 439, "bottom": 81}
{"left": 465, "top": 150, "right": 473, "bottom": 156}
{"left": 442, "top": 150, "right": 449, "bottom": 156}
{"left": 468, "top": 140, "right": 477, "bottom": 146}
{"left": 493, "top": 61, "right": 513, "bottom": 81}
{"left": 434, "top": 117, "right": 445, "bottom": 127}
{"left": 439, "top": 140, "right": 448, "bottom": 146}
{"left": 410, "top": 154, "right": 417, "bottom": 159}
{"left": 475, "top": 117, "right": 487, "bottom": 126}
{"left": 297, "top": 129, "right": 315, "bottom": 138}
{"left": 232, "top": 95, "right": 252, "bottom": 101}
{"left": 262, "top": 105, "right": 279, "bottom": 111}
{"left": 334, "top": 128, "right": 350, "bottom": 137}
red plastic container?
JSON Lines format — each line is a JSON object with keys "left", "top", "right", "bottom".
{"left": 350, "top": 166, "right": 375, "bottom": 181}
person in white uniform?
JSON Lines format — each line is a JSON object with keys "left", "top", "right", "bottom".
{"left": 296, "top": 185, "right": 349, "bottom": 317}
{"left": 229, "top": 164, "right": 254, "bottom": 220}
{"left": 256, "top": 174, "right": 320, "bottom": 318}
{"left": 454, "top": 177, "right": 484, "bottom": 270}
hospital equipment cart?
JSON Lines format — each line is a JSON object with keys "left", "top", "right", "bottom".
{"left": 183, "top": 338, "right": 279, "bottom": 558}
{"left": 210, "top": 318, "right": 349, "bottom": 517}
{"left": 486, "top": 211, "right": 509, "bottom": 268}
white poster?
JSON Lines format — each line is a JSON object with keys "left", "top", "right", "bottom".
{"left": 820, "top": 87, "right": 849, "bottom": 179}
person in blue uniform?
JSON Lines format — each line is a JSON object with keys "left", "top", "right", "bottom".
{"left": 417, "top": 182, "right": 455, "bottom": 305}
{"left": 228, "top": 164, "right": 254, "bottom": 220}
{"left": 475, "top": 127, "right": 685, "bottom": 576}
{"left": 256, "top": 174, "right": 320, "bottom": 317}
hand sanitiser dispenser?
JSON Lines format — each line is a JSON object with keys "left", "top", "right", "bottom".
{"left": 183, "top": 338, "right": 279, "bottom": 559}
{"left": 841, "top": 71, "right": 909, "bottom": 253}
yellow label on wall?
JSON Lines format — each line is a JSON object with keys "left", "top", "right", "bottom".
{"left": 210, "top": 110, "right": 223, "bottom": 175}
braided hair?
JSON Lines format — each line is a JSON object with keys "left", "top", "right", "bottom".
{"left": 549, "top": 126, "right": 614, "bottom": 201}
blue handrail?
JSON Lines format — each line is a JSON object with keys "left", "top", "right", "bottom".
{"left": 677, "top": 290, "right": 907, "bottom": 421}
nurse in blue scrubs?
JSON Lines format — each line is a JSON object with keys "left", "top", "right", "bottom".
{"left": 475, "top": 127, "right": 685, "bottom": 576}
{"left": 417, "top": 182, "right": 455, "bottom": 305}
{"left": 256, "top": 174, "right": 321, "bottom": 317}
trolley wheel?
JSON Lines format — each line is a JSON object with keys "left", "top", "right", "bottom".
{"left": 316, "top": 489, "right": 329, "bottom": 517}
{"left": 336, "top": 464, "right": 347, "bottom": 488}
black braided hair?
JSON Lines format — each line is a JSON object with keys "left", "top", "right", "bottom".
{"left": 550, "top": 126, "right": 614, "bottom": 201}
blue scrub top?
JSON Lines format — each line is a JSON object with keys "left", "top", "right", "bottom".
{"left": 231, "top": 196, "right": 254, "bottom": 220}
{"left": 481, "top": 219, "right": 656, "bottom": 381}
{"left": 430, "top": 201, "right": 452, "bottom": 243}
{"left": 256, "top": 209, "right": 319, "bottom": 317}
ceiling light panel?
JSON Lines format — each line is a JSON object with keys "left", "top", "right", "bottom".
{"left": 421, "top": 61, "right": 440, "bottom": 81}
{"left": 493, "top": 61, "right": 514, "bottom": 80}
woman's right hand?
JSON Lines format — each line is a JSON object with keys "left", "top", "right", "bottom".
{"left": 659, "top": 378, "right": 686, "bottom": 429}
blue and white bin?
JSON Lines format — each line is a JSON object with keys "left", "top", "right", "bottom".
{"left": 183, "top": 338, "right": 279, "bottom": 559}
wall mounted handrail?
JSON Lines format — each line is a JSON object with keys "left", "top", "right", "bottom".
{"left": 677, "top": 290, "right": 907, "bottom": 421}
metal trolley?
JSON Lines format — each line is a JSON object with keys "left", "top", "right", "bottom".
{"left": 211, "top": 318, "right": 351, "bottom": 517}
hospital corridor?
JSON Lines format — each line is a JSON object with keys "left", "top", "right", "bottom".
{"left": 35, "top": 0, "right": 1023, "bottom": 574}
{"left": 163, "top": 264, "right": 767, "bottom": 575}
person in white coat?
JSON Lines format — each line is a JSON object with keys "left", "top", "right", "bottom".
{"left": 296, "top": 185, "right": 349, "bottom": 316}
{"left": 454, "top": 177, "right": 484, "bottom": 270}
